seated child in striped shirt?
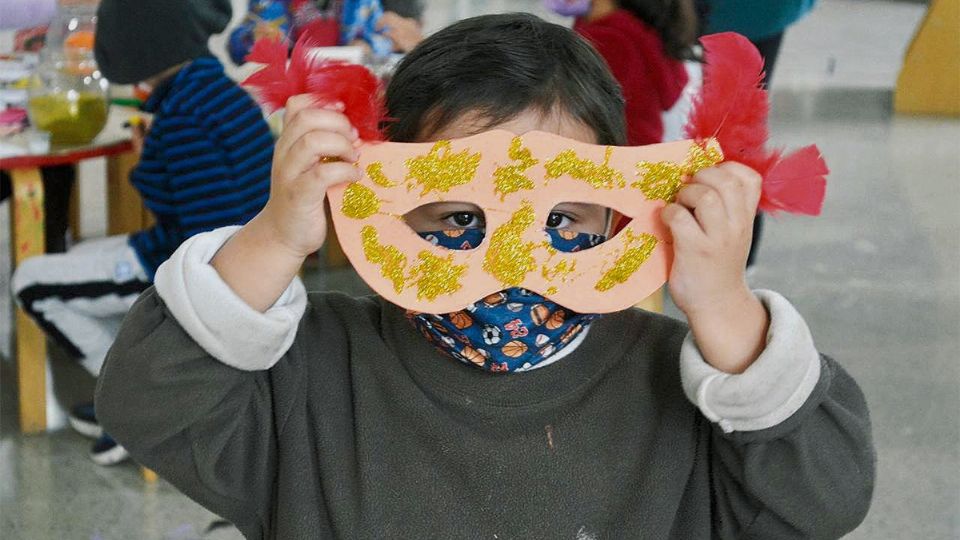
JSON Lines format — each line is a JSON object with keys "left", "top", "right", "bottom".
{"left": 12, "top": 0, "right": 274, "bottom": 466}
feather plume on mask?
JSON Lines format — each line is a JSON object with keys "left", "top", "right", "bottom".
{"left": 685, "top": 32, "right": 827, "bottom": 215}
{"left": 241, "top": 34, "right": 386, "bottom": 141}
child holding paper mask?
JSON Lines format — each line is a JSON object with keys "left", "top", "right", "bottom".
{"left": 97, "top": 13, "right": 874, "bottom": 539}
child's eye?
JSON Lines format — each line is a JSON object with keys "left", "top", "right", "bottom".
{"left": 443, "top": 212, "right": 484, "bottom": 228}
{"left": 546, "top": 212, "right": 573, "bottom": 229}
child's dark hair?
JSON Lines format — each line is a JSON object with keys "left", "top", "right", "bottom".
{"left": 385, "top": 13, "right": 627, "bottom": 146}
{"left": 620, "top": 0, "right": 699, "bottom": 60}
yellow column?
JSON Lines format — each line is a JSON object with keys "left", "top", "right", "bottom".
{"left": 894, "top": 0, "right": 960, "bottom": 116}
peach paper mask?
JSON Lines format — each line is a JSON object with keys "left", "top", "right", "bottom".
{"left": 241, "top": 32, "right": 829, "bottom": 315}
{"left": 328, "top": 130, "right": 723, "bottom": 314}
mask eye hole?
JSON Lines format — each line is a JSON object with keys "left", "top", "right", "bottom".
{"left": 403, "top": 202, "right": 487, "bottom": 251}
{"left": 546, "top": 203, "right": 613, "bottom": 252}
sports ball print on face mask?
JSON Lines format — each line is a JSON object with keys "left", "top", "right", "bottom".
{"left": 328, "top": 129, "right": 724, "bottom": 314}
{"left": 408, "top": 229, "right": 604, "bottom": 372}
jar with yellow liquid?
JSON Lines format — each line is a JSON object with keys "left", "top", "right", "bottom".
{"left": 27, "top": 1, "right": 109, "bottom": 146}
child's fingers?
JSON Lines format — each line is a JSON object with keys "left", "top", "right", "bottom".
{"left": 282, "top": 131, "right": 359, "bottom": 181}
{"left": 675, "top": 183, "right": 728, "bottom": 238}
{"left": 284, "top": 94, "right": 338, "bottom": 119}
{"left": 296, "top": 161, "right": 361, "bottom": 195}
{"left": 278, "top": 108, "right": 357, "bottom": 159}
{"left": 715, "top": 162, "right": 763, "bottom": 211}
{"left": 662, "top": 203, "right": 707, "bottom": 249}
{"left": 688, "top": 167, "right": 747, "bottom": 225}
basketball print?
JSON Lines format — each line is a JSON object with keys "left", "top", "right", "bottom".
{"left": 546, "top": 309, "right": 566, "bottom": 330}
{"left": 501, "top": 340, "right": 528, "bottom": 358}
{"left": 460, "top": 346, "right": 487, "bottom": 366}
{"left": 449, "top": 311, "right": 474, "bottom": 329}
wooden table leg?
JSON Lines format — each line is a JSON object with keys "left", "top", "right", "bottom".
{"left": 106, "top": 151, "right": 147, "bottom": 236}
{"left": 10, "top": 167, "right": 48, "bottom": 433}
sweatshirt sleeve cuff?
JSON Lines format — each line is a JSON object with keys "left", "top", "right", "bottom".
{"left": 153, "top": 226, "right": 307, "bottom": 371}
{"left": 679, "top": 289, "right": 822, "bottom": 433}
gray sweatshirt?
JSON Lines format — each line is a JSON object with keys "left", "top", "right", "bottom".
{"left": 96, "top": 228, "right": 875, "bottom": 539}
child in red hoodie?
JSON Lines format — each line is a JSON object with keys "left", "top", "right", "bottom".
{"left": 547, "top": 0, "right": 697, "bottom": 145}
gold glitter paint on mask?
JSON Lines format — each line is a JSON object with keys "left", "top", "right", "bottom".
{"left": 405, "top": 140, "right": 482, "bottom": 195}
{"left": 366, "top": 162, "right": 399, "bottom": 188}
{"left": 360, "top": 226, "right": 407, "bottom": 293}
{"left": 493, "top": 136, "right": 538, "bottom": 200}
{"left": 544, "top": 146, "right": 626, "bottom": 189}
{"left": 685, "top": 141, "right": 724, "bottom": 175}
{"left": 482, "top": 202, "right": 537, "bottom": 287}
{"left": 633, "top": 142, "right": 724, "bottom": 202}
{"left": 541, "top": 257, "right": 577, "bottom": 282}
{"left": 342, "top": 182, "right": 382, "bottom": 219}
{"left": 408, "top": 251, "right": 467, "bottom": 301}
{"left": 595, "top": 229, "right": 659, "bottom": 292}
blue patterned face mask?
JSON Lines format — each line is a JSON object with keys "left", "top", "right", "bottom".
{"left": 408, "top": 228, "right": 605, "bottom": 373}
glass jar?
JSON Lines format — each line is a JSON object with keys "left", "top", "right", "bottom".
{"left": 27, "top": 1, "right": 109, "bottom": 146}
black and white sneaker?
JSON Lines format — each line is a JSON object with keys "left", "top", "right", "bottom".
{"left": 90, "top": 433, "right": 129, "bottom": 466}
{"left": 68, "top": 403, "right": 102, "bottom": 439}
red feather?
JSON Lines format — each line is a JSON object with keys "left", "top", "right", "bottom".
{"left": 242, "top": 38, "right": 299, "bottom": 113}
{"left": 761, "top": 145, "right": 828, "bottom": 215}
{"left": 241, "top": 34, "right": 386, "bottom": 140}
{"left": 306, "top": 61, "right": 385, "bottom": 140}
{"left": 684, "top": 32, "right": 827, "bottom": 215}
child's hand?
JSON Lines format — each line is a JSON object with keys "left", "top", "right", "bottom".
{"left": 129, "top": 116, "right": 150, "bottom": 155}
{"left": 261, "top": 94, "right": 361, "bottom": 259}
{"left": 211, "top": 95, "right": 361, "bottom": 312}
{"left": 662, "top": 162, "right": 759, "bottom": 314}
{"left": 661, "top": 162, "right": 769, "bottom": 373}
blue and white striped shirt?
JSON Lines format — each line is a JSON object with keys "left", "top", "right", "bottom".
{"left": 129, "top": 56, "right": 273, "bottom": 279}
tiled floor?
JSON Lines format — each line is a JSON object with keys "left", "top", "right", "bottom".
{"left": 2, "top": 1, "right": 958, "bottom": 538}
